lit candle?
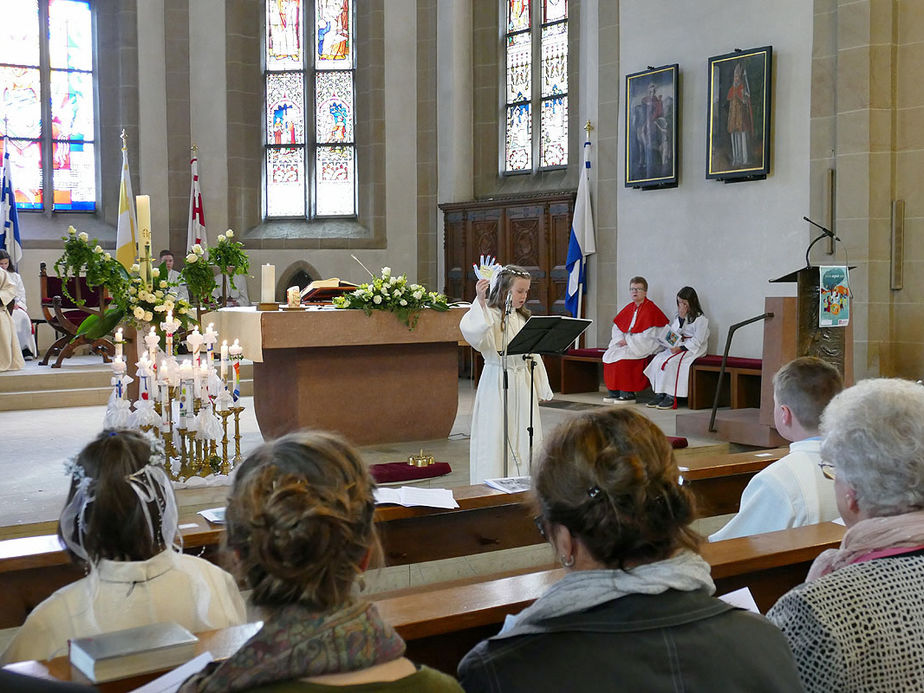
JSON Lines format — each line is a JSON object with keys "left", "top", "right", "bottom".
{"left": 229, "top": 338, "right": 243, "bottom": 402}
{"left": 114, "top": 327, "right": 123, "bottom": 359}
{"left": 203, "top": 323, "right": 217, "bottom": 370}
{"left": 186, "top": 327, "right": 203, "bottom": 368}
{"left": 220, "top": 339, "right": 229, "bottom": 380}
{"left": 111, "top": 357, "right": 126, "bottom": 399}
{"left": 144, "top": 326, "right": 159, "bottom": 364}
{"left": 261, "top": 264, "right": 275, "bottom": 303}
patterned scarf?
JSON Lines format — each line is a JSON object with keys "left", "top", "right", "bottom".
{"left": 179, "top": 601, "right": 406, "bottom": 692}
{"left": 807, "top": 509, "right": 924, "bottom": 581}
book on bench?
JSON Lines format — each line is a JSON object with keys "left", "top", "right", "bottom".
{"left": 69, "top": 622, "right": 198, "bottom": 683}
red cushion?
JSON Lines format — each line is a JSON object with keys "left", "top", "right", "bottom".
{"left": 566, "top": 348, "right": 606, "bottom": 358}
{"left": 369, "top": 462, "right": 452, "bottom": 485}
{"left": 694, "top": 355, "right": 762, "bottom": 370}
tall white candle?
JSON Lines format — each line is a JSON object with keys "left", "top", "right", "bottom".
{"left": 114, "top": 328, "right": 123, "bottom": 359}
{"left": 220, "top": 339, "right": 229, "bottom": 380}
{"left": 229, "top": 338, "right": 243, "bottom": 402}
{"left": 261, "top": 264, "right": 275, "bottom": 303}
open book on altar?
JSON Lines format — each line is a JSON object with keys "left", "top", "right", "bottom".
{"left": 299, "top": 278, "right": 359, "bottom": 302}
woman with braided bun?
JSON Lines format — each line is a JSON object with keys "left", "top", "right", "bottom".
{"left": 180, "top": 431, "right": 462, "bottom": 693}
{"left": 458, "top": 408, "right": 802, "bottom": 692}
{"left": 0, "top": 430, "right": 246, "bottom": 664}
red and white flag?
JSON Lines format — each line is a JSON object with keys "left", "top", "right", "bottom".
{"left": 187, "top": 153, "right": 206, "bottom": 249}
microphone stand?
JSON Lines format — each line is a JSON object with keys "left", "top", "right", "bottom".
{"left": 524, "top": 353, "right": 536, "bottom": 474}
{"left": 803, "top": 216, "right": 840, "bottom": 268}
{"left": 501, "top": 293, "right": 513, "bottom": 477}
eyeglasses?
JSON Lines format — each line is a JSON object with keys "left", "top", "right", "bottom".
{"left": 818, "top": 461, "right": 836, "bottom": 481}
{"left": 533, "top": 514, "right": 547, "bottom": 540}
{"left": 629, "top": 287, "right": 646, "bottom": 293}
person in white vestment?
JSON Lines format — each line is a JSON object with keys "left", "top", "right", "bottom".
{"left": 0, "top": 267, "right": 24, "bottom": 372}
{"left": 0, "top": 430, "right": 247, "bottom": 664}
{"left": 643, "top": 286, "right": 709, "bottom": 410}
{"left": 0, "top": 250, "right": 37, "bottom": 358}
{"left": 709, "top": 357, "right": 844, "bottom": 542}
{"left": 159, "top": 249, "right": 189, "bottom": 302}
{"left": 461, "top": 265, "right": 553, "bottom": 484}
{"left": 212, "top": 269, "right": 250, "bottom": 307}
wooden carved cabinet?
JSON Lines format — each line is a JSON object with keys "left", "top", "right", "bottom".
{"left": 440, "top": 192, "right": 577, "bottom": 316}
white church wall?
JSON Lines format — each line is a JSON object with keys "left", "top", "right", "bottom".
{"left": 611, "top": 0, "right": 812, "bottom": 358}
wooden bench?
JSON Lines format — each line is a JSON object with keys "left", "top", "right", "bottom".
{"left": 0, "top": 450, "right": 787, "bottom": 631}
{"left": 688, "top": 355, "right": 762, "bottom": 410}
{"left": 5, "top": 521, "right": 846, "bottom": 687}
{"left": 542, "top": 347, "right": 605, "bottom": 394}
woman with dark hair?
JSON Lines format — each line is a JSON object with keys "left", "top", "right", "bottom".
{"left": 0, "top": 430, "right": 246, "bottom": 664}
{"left": 458, "top": 408, "right": 802, "bottom": 692}
{"left": 643, "top": 285, "right": 709, "bottom": 409}
{"left": 461, "top": 265, "right": 552, "bottom": 483}
{"left": 180, "top": 431, "right": 462, "bottom": 692}
{"left": 0, "top": 249, "right": 37, "bottom": 359}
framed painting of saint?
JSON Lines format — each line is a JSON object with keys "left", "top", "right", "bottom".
{"left": 625, "top": 64, "right": 679, "bottom": 189}
{"left": 706, "top": 46, "right": 772, "bottom": 181}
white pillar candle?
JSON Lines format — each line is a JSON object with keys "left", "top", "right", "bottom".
{"left": 144, "top": 327, "right": 159, "bottom": 365}
{"left": 261, "top": 264, "right": 275, "bottom": 303}
{"left": 114, "top": 327, "right": 123, "bottom": 359}
{"left": 286, "top": 286, "right": 300, "bottom": 307}
{"left": 229, "top": 338, "right": 243, "bottom": 402}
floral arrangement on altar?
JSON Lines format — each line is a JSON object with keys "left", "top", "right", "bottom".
{"left": 332, "top": 266, "right": 450, "bottom": 329}
{"left": 53, "top": 226, "right": 195, "bottom": 340}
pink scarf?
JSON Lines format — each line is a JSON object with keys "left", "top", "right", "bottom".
{"left": 807, "top": 509, "right": 924, "bottom": 581}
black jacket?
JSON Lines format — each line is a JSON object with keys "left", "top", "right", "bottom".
{"left": 457, "top": 589, "right": 803, "bottom": 692}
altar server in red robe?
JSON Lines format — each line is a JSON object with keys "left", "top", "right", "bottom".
{"left": 602, "top": 276, "right": 668, "bottom": 402}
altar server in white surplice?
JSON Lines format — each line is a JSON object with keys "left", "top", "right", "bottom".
{"left": 644, "top": 286, "right": 709, "bottom": 410}
{"left": 461, "top": 265, "right": 553, "bottom": 484}
{"left": 0, "top": 267, "right": 24, "bottom": 372}
{"left": 0, "top": 250, "right": 36, "bottom": 358}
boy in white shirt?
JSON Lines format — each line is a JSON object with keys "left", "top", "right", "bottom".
{"left": 709, "top": 356, "right": 843, "bottom": 541}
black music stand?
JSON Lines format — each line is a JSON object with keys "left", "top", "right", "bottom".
{"left": 502, "top": 316, "right": 592, "bottom": 474}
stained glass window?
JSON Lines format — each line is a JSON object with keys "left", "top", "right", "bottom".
{"left": 0, "top": 0, "right": 96, "bottom": 212}
{"left": 265, "top": 0, "right": 356, "bottom": 219}
{"left": 503, "top": 0, "right": 568, "bottom": 173}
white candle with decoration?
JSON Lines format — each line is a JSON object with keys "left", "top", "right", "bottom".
{"left": 286, "top": 286, "right": 300, "bottom": 308}
{"left": 114, "top": 327, "right": 123, "bottom": 359}
{"left": 111, "top": 356, "right": 126, "bottom": 399}
{"left": 160, "top": 359, "right": 171, "bottom": 431}
{"left": 136, "top": 195, "right": 151, "bottom": 287}
{"left": 203, "top": 323, "right": 218, "bottom": 370}
{"left": 220, "top": 339, "right": 229, "bottom": 380}
{"left": 229, "top": 338, "right": 243, "bottom": 402}
{"left": 161, "top": 309, "right": 180, "bottom": 356}
{"left": 136, "top": 352, "right": 152, "bottom": 400}
{"left": 179, "top": 360, "right": 193, "bottom": 426}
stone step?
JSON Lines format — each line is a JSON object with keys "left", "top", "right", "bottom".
{"left": 0, "top": 378, "right": 254, "bottom": 412}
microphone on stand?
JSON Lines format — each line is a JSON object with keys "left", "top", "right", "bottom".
{"left": 505, "top": 292, "right": 513, "bottom": 315}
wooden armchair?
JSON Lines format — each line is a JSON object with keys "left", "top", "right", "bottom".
{"left": 39, "top": 262, "right": 114, "bottom": 368}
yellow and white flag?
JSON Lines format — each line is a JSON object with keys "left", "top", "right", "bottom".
{"left": 116, "top": 144, "right": 138, "bottom": 269}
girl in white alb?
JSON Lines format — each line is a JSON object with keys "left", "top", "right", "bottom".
{"left": 460, "top": 265, "right": 553, "bottom": 484}
{"left": 644, "top": 286, "right": 709, "bottom": 410}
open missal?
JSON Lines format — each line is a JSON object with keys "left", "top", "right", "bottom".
{"left": 69, "top": 622, "right": 198, "bottom": 683}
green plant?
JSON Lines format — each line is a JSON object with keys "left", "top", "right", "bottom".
{"left": 332, "top": 266, "right": 450, "bottom": 329}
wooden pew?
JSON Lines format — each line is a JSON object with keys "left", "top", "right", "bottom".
{"left": 0, "top": 449, "right": 787, "bottom": 630}
{"left": 4, "top": 521, "right": 846, "bottom": 688}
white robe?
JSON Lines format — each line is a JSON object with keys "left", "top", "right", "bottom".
{"left": 0, "top": 550, "right": 247, "bottom": 664}
{"left": 461, "top": 301, "right": 553, "bottom": 484}
{"left": 643, "top": 315, "right": 709, "bottom": 398}
{"left": 7, "top": 270, "right": 37, "bottom": 357}
{"left": 708, "top": 438, "right": 839, "bottom": 542}
{"left": 601, "top": 310, "right": 662, "bottom": 364}
{"left": 0, "top": 268, "right": 24, "bottom": 372}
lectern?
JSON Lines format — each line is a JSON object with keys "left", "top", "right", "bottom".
{"left": 760, "top": 266, "right": 854, "bottom": 428}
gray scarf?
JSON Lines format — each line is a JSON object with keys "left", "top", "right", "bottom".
{"left": 493, "top": 550, "right": 715, "bottom": 640}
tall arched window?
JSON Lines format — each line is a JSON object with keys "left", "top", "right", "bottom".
{"left": 503, "top": 0, "right": 568, "bottom": 174}
{"left": 0, "top": 0, "right": 96, "bottom": 212}
{"left": 264, "top": 0, "right": 356, "bottom": 219}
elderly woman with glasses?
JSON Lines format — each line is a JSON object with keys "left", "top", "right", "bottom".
{"left": 768, "top": 378, "right": 924, "bottom": 692}
{"left": 458, "top": 408, "right": 802, "bottom": 692}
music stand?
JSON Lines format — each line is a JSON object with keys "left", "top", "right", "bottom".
{"left": 502, "top": 316, "right": 592, "bottom": 474}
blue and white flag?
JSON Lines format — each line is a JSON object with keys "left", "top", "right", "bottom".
{"left": 565, "top": 140, "right": 595, "bottom": 318}
{"left": 0, "top": 137, "right": 22, "bottom": 264}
